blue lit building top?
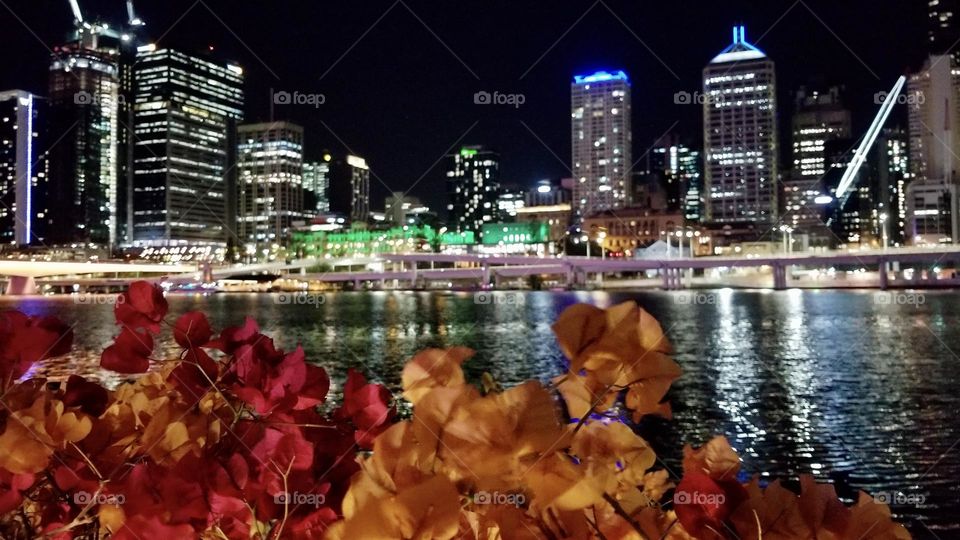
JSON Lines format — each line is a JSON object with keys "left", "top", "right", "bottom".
{"left": 573, "top": 70, "right": 629, "bottom": 84}
{"left": 710, "top": 26, "right": 766, "bottom": 64}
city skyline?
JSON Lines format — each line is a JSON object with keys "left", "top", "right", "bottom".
{"left": 0, "top": 1, "right": 930, "bottom": 215}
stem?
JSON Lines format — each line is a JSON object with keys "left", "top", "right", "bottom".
{"left": 602, "top": 492, "right": 647, "bottom": 538}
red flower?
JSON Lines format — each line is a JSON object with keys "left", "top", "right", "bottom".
{"left": 173, "top": 312, "right": 213, "bottom": 349}
{"left": 0, "top": 311, "right": 73, "bottom": 384}
{"left": 115, "top": 281, "right": 168, "bottom": 334}
{"left": 334, "top": 369, "right": 394, "bottom": 448}
{"left": 61, "top": 375, "right": 109, "bottom": 417}
{"left": 674, "top": 471, "right": 748, "bottom": 538}
{"left": 101, "top": 326, "right": 154, "bottom": 374}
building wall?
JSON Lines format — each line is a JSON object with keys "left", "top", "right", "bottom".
{"left": 446, "top": 146, "right": 499, "bottom": 237}
{"left": 571, "top": 71, "right": 632, "bottom": 220}
{"left": 237, "top": 122, "right": 305, "bottom": 246}
{"left": 47, "top": 46, "right": 120, "bottom": 246}
{"left": 132, "top": 47, "right": 243, "bottom": 247}
{"left": 703, "top": 32, "right": 778, "bottom": 227}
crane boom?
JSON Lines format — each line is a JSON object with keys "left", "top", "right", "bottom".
{"left": 68, "top": 0, "right": 83, "bottom": 22}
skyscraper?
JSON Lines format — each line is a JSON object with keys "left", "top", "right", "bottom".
{"left": 570, "top": 70, "right": 632, "bottom": 221}
{"left": 132, "top": 45, "right": 244, "bottom": 249}
{"left": 703, "top": 26, "right": 778, "bottom": 228}
{"left": 929, "top": 0, "right": 960, "bottom": 65}
{"left": 329, "top": 155, "right": 371, "bottom": 223}
{"left": 784, "top": 86, "right": 851, "bottom": 244}
{"left": 47, "top": 25, "right": 122, "bottom": 247}
{"left": 906, "top": 54, "right": 960, "bottom": 244}
{"left": 876, "top": 127, "right": 910, "bottom": 246}
{"left": 647, "top": 134, "right": 702, "bottom": 220}
{"left": 0, "top": 91, "right": 45, "bottom": 246}
{"left": 303, "top": 156, "right": 331, "bottom": 215}
{"left": 446, "top": 146, "right": 499, "bottom": 236}
{"left": 237, "top": 122, "right": 305, "bottom": 246}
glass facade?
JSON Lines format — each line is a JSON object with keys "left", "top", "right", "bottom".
{"left": 570, "top": 70, "right": 632, "bottom": 220}
{"left": 237, "top": 121, "right": 305, "bottom": 247}
{"left": 0, "top": 91, "right": 45, "bottom": 246}
{"left": 132, "top": 46, "right": 243, "bottom": 248}
{"left": 47, "top": 40, "right": 121, "bottom": 247}
{"left": 303, "top": 158, "right": 331, "bottom": 214}
{"left": 446, "top": 146, "right": 500, "bottom": 237}
{"left": 703, "top": 27, "right": 778, "bottom": 226}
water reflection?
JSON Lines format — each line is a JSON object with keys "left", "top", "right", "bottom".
{"left": 4, "top": 289, "right": 958, "bottom": 533}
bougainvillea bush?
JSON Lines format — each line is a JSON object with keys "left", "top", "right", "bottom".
{"left": 0, "top": 282, "right": 910, "bottom": 539}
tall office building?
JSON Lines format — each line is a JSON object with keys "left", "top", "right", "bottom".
{"left": 303, "top": 156, "right": 331, "bottom": 215}
{"left": 876, "top": 127, "right": 910, "bottom": 246}
{"left": 329, "top": 155, "right": 371, "bottom": 223}
{"left": 0, "top": 91, "right": 45, "bottom": 246}
{"left": 703, "top": 26, "right": 779, "bottom": 228}
{"left": 237, "top": 122, "right": 305, "bottom": 246}
{"left": 783, "top": 86, "right": 851, "bottom": 244}
{"left": 446, "top": 146, "right": 500, "bottom": 236}
{"left": 47, "top": 25, "right": 123, "bottom": 247}
{"left": 929, "top": 0, "right": 960, "bottom": 65}
{"left": 132, "top": 45, "right": 244, "bottom": 249}
{"left": 570, "top": 70, "right": 632, "bottom": 220}
{"left": 647, "top": 134, "right": 702, "bottom": 220}
{"left": 907, "top": 54, "right": 960, "bottom": 244}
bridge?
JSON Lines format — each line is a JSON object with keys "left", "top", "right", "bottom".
{"left": 2, "top": 246, "right": 958, "bottom": 295}
{"left": 207, "top": 246, "right": 960, "bottom": 291}
{"left": 0, "top": 261, "right": 195, "bottom": 295}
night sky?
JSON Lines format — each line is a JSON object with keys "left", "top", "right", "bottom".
{"left": 0, "top": 1, "right": 928, "bottom": 213}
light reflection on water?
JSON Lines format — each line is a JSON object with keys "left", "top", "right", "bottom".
{"left": 4, "top": 289, "right": 959, "bottom": 533}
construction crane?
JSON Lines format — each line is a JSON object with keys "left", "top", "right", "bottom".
{"left": 127, "top": 0, "right": 144, "bottom": 26}
{"left": 825, "top": 75, "right": 906, "bottom": 229}
{"left": 68, "top": 0, "right": 83, "bottom": 23}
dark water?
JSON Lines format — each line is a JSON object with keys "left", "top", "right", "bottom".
{"left": 5, "top": 290, "right": 959, "bottom": 536}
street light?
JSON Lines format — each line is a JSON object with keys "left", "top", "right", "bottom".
{"left": 597, "top": 231, "right": 607, "bottom": 260}
{"left": 879, "top": 213, "right": 889, "bottom": 251}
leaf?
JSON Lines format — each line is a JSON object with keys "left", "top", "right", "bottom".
{"left": 401, "top": 347, "right": 474, "bottom": 404}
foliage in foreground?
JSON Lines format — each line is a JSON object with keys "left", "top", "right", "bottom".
{"left": 0, "top": 282, "right": 909, "bottom": 539}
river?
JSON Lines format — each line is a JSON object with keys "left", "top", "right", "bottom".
{"left": 5, "top": 289, "right": 958, "bottom": 535}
